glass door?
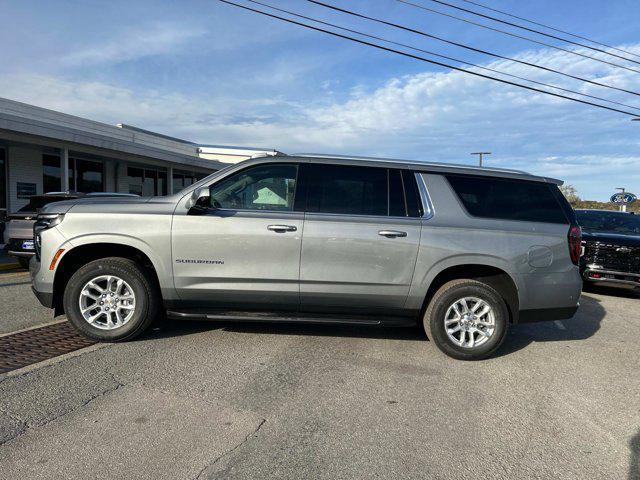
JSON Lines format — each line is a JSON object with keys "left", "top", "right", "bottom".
{"left": 0, "top": 147, "right": 6, "bottom": 212}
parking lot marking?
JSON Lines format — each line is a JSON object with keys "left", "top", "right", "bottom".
{"left": 0, "top": 271, "right": 29, "bottom": 279}
{"left": 554, "top": 320, "right": 567, "bottom": 330}
{"left": 0, "top": 262, "right": 21, "bottom": 271}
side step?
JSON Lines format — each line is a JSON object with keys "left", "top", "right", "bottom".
{"left": 166, "top": 310, "right": 415, "bottom": 326}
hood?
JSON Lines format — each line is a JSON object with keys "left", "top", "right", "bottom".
{"left": 39, "top": 196, "right": 155, "bottom": 215}
{"left": 582, "top": 230, "right": 640, "bottom": 248}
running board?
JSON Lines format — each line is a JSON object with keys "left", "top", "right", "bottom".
{"left": 166, "top": 310, "right": 415, "bottom": 326}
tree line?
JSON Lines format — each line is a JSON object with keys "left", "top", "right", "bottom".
{"left": 559, "top": 185, "right": 639, "bottom": 213}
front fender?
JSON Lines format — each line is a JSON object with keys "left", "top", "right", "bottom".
{"left": 63, "top": 233, "right": 173, "bottom": 294}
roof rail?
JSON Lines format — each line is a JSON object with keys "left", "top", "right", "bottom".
{"left": 291, "top": 153, "right": 530, "bottom": 175}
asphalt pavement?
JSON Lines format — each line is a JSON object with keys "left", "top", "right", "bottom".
{"left": 0, "top": 273, "right": 638, "bottom": 480}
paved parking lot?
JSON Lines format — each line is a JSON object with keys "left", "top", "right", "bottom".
{"left": 0, "top": 269, "right": 638, "bottom": 479}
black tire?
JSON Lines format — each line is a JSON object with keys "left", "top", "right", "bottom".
{"left": 63, "top": 257, "right": 159, "bottom": 342}
{"left": 424, "top": 279, "right": 509, "bottom": 360}
{"left": 18, "top": 257, "right": 30, "bottom": 269}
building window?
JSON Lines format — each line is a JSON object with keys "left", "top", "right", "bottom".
{"left": 173, "top": 170, "right": 205, "bottom": 193}
{"left": 75, "top": 158, "right": 104, "bottom": 192}
{"left": 43, "top": 153, "right": 61, "bottom": 193}
{"left": 0, "top": 147, "right": 6, "bottom": 210}
{"left": 127, "top": 166, "right": 167, "bottom": 196}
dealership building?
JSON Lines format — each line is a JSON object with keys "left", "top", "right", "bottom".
{"left": 0, "top": 97, "right": 282, "bottom": 216}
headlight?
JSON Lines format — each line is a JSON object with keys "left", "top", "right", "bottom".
{"left": 33, "top": 214, "right": 65, "bottom": 260}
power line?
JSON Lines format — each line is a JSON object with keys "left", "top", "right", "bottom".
{"left": 246, "top": 0, "right": 640, "bottom": 113}
{"left": 459, "top": 0, "right": 640, "bottom": 60}
{"left": 307, "top": 0, "right": 640, "bottom": 98}
{"left": 398, "top": 0, "right": 640, "bottom": 71}
{"left": 425, "top": 0, "right": 640, "bottom": 67}
{"left": 217, "top": 0, "right": 638, "bottom": 117}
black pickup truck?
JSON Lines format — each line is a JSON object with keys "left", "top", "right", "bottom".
{"left": 576, "top": 209, "right": 640, "bottom": 289}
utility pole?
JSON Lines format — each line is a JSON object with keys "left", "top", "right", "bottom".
{"left": 616, "top": 187, "right": 627, "bottom": 212}
{"left": 471, "top": 152, "right": 491, "bottom": 167}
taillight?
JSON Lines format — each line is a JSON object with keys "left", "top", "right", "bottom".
{"left": 568, "top": 225, "right": 582, "bottom": 265}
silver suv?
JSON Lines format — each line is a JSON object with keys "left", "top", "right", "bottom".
{"left": 30, "top": 155, "right": 582, "bottom": 360}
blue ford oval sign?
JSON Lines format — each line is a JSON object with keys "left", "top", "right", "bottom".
{"left": 610, "top": 192, "right": 637, "bottom": 204}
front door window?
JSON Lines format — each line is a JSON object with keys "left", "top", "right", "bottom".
{"left": 209, "top": 164, "right": 298, "bottom": 211}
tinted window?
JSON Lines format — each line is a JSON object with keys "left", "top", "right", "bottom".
{"left": 43, "top": 154, "right": 61, "bottom": 193}
{"left": 210, "top": 164, "right": 298, "bottom": 211}
{"left": 447, "top": 175, "right": 568, "bottom": 224}
{"left": 389, "top": 169, "right": 405, "bottom": 217}
{"left": 576, "top": 210, "right": 640, "bottom": 235}
{"left": 402, "top": 170, "right": 423, "bottom": 218}
{"left": 74, "top": 159, "right": 103, "bottom": 192}
{"left": 305, "top": 164, "right": 387, "bottom": 216}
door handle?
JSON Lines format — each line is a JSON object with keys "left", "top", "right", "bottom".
{"left": 378, "top": 230, "right": 407, "bottom": 238}
{"left": 267, "top": 224, "right": 297, "bottom": 233}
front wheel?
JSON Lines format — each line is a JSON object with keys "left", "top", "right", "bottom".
{"left": 63, "top": 257, "right": 159, "bottom": 341}
{"left": 424, "top": 279, "right": 509, "bottom": 360}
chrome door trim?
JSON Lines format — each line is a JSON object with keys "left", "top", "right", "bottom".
{"left": 415, "top": 173, "right": 435, "bottom": 220}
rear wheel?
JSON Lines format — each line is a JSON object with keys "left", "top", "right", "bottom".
{"left": 424, "top": 279, "right": 509, "bottom": 360}
{"left": 18, "top": 257, "right": 30, "bottom": 269}
{"left": 63, "top": 257, "right": 159, "bottom": 341}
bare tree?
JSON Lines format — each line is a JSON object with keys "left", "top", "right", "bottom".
{"left": 559, "top": 184, "right": 580, "bottom": 204}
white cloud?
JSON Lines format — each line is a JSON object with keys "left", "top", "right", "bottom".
{"left": 61, "top": 23, "right": 207, "bottom": 66}
{"left": 2, "top": 42, "right": 640, "bottom": 199}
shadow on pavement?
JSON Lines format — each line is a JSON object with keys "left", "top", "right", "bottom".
{"left": 495, "top": 293, "right": 606, "bottom": 357}
{"left": 142, "top": 288, "right": 614, "bottom": 356}
{"left": 150, "top": 293, "right": 605, "bottom": 355}
{"left": 630, "top": 429, "right": 640, "bottom": 480}
{"left": 150, "top": 317, "right": 425, "bottom": 342}
{"left": 583, "top": 283, "right": 640, "bottom": 299}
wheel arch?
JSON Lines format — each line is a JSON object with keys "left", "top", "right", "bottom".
{"left": 53, "top": 242, "right": 162, "bottom": 315}
{"left": 418, "top": 262, "right": 520, "bottom": 324}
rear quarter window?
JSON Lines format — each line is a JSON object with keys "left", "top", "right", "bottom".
{"left": 446, "top": 175, "right": 569, "bottom": 224}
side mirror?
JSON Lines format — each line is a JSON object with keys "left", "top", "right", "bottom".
{"left": 195, "top": 195, "right": 211, "bottom": 208}
{"left": 191, "top": 186, "right": 209, "bottom": 202}
{"left": 188, "top": 187, "right": 211, "bottom": 215}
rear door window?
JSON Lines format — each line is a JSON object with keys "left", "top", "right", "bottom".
{"left": 304, "top": 164, "right": 388, "bottom": 216}
{"left": 446, "top": 174, "right": 568, "bottom": 224}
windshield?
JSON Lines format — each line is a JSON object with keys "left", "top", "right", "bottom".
{"left": 576, "top": 210, "right": 640, "bottom": 235}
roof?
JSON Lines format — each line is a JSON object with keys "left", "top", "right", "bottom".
{"left": 198, "top": 144, "right": 284, "bottom": 156}
{"left": 286, "top": 154, "right": 563, "bottom": 185}
{"left": 0, "top": 97, "right": 226, "bottom": 170}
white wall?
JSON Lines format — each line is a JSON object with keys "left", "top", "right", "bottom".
{"left": 8, "top": 145, "right": 42, "bottom": 212}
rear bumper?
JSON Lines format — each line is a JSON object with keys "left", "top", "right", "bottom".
{"left": 5, "top": 238, "right": 36, "bottom": 257}
{"left": 517, "top": 306, "right": 579, "bottom": 323}
{"left": 582, "top": 268, "right": 640, "bottom": 289}
{"left": 7, "top": 250, "right": 35, "bottom": 258}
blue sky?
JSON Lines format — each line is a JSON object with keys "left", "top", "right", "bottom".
{"left": 1, "top": 0, "right": 639, "bottom": 200}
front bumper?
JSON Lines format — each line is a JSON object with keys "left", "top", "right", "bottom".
{"left": 31, "top": 285, "right": 54, "bottom": 308}
{"left": 582, "top": 268, "right": 640, "bottom": 288}
{"left": 5, "top": 238, "right": 36, "bottom": 258}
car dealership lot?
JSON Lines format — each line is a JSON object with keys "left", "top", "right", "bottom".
{"left": 0, "top": 271, "right": 638, "bottom": 480}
